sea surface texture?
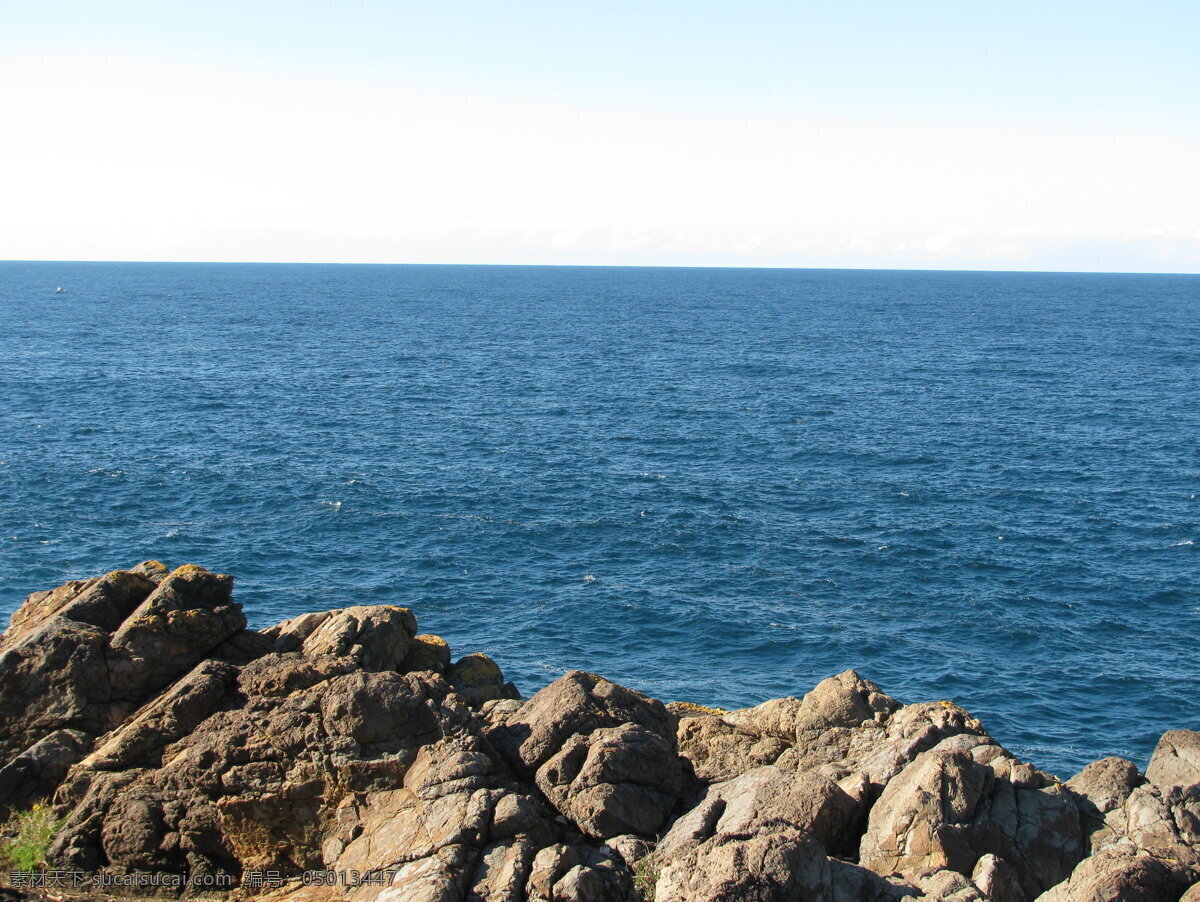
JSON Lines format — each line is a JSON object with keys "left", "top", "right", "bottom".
{"left": 1, "top": 262, "right": 1196, "bottom": 777}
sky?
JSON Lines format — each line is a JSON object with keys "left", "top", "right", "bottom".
{"left": 2, "top": 1, "right": 1199, "bottom": 272}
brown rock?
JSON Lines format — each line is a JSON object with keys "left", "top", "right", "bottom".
{"left": 1067, "top": 757, "right": 1145, "bottom": 852}
{"left": 1037, "top": 845, "right": 1190, "bottom": 902}
{"left": 0, "top": 728, "right": 91, "bottom": 809}
{"left": 106, "top": 564, "right": 245, "bottom": 701}
{"left": 654, "top": 827, "right": 896, "bottom": 902}
{"left": 675, "top": 713, "right": 788, "bottom": 783}
{"left": 724, "top": 669, "right": 899, "bottom": 742}
{"left": 535, "top": 722, "right": 684, "bottom": 839}
{"left": 658, "top": 764, "right": 861, "bottom": 864}
{"left": 2, "top": 567, "right": 155, "bottom": 648}
{"left": 82, "top": 659, "right": 238, "bottom": 772}
{"left": 859, "top": 741, "right": 1085, "bottom": 899}
{"left": 491, "top": 670, "right": 674, "bottom": 779}
{"left": 296, "top": 605, "right": 417, "bottom": 671}
{"left": 404, "top": 634, "right": 453, "bottom": 674}
{"left": 1147, "top": 731, "right": 1200, "bottom": 796}
{"left": 972, "top": 854, "right": 1027, "bottom": 902}
{"left": 468, "top": 837, "right": 537, "bottom": 902}
{"left": 448, "top": 653, "right": 519, "bottom": 707}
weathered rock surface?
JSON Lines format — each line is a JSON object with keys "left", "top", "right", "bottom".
{"left": 0, "top": 563, "right": 1197, "bottom": 902}
{"left": 859, "top": 737, "right": 1085, "bottom": 899}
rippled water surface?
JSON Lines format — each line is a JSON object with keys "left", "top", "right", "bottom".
{"left": 1, "top": 262, "right": 1197, "bottom": 777}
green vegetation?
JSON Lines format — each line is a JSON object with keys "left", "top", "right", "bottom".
{"left": 0, "top": 804, "right": 63, "bottom": 872}
{"left": 633, "top": 855, "right": 660, "bottom": 900}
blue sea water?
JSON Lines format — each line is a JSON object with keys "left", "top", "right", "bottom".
{"left": 0, "top": 261, "right": 1197, "bottom": 778}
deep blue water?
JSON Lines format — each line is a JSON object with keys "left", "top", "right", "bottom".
{"left": 1, "top": 262, "right": 1197, "bottom": 778}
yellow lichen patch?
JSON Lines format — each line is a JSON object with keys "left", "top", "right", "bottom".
{"left": 171, "top": 563, "right": 208, "bottom": 576}
{"left": 452, "top": 653, "right": 502, "bottom": 685}
{"left": 667, "top": 701, "right": 730, "bottom": 717}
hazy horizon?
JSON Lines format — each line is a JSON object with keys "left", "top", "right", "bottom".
{"left": 4, "top": 2, "right": 1198, "bottom": 273}
{"left": 8, "top": 260, "right": 1200, "bottom": 278}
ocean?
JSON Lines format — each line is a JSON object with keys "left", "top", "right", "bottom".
{"left": 0, "top": 261, "right": 1196, "bottom": 778}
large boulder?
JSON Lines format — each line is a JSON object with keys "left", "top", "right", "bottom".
{"left": 489, "top": 670, "right": 675, "bottom": 778}
{"left": 0, "top": 563, "right": 244, "bottom": 807}
{"left": 535, "top": 722, "right": 683, "bottom": 839}
{"left": 859, "top": 737, "right": 1086, "bottom": 899}
{"left": 105, "top": 563, "right": 246, "bottom": 701}
{"left": 1147, "top": 731, "right": 1200, "bottom": 797}
{"left": 724, "top": 669, "right": 900, "bottom": 743}
{"left": 1063, "top": 740, "right": 1200, "bottom": 875}
{"left": 1036, "top": 844, "right": 1192, "bottom": 902}
{"left": 1067, "top": 757, "right": 1144, "bottom": 851}
{"left": 654, "top": 828, "right": 897, "bottom": 902}
{"left": 487, "top": 670, "right": 686, "bottom": 841}
{"left": 675, "top": 712, "right": 790, "bottom": 783}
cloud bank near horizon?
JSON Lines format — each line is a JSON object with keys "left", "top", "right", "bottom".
{"left": 3, "top": 4, "right": 1198, "bottom": 273}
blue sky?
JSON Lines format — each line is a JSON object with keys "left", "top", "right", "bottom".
{"left": 3, "top": 1, "right": 1198, "bottom": 270}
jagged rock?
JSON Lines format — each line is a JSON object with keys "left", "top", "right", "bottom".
{"left": 52, "top": 665, "right": 470, "bottom": 877}
{"left": 0, "top": 564, "right": 244, "bottom": 806}
{"left": 1063, "top": 748, "right": 1200, "bottom": 874}
{"left": 0, "top": 728, "right": 91, "bottom": 809}
{"left": 264, "top": 611, "right": 336, "bottom": 652}
{"left": 295, "top": 605, "right": 416, "bottom": 671}
{"left": 724, "top": 669, "right": 900, "bottom": 743}
{"left": 2, "top": 567, "right": 155, "bottom": 649}
{"left": 859, "top": 738, "right": 1085, "bottom": 899}
{"left": 774, "top": 698, "right": 992, "bottom": 793}
{"left": 909, "top": 867, "right": 988, "bottom": 901}
{"left": 106, "top": 564, "right": 245, "bottom": 701}
{"left": 237, "top": 652, "right": 358, "bottom": 698}
{"left": 0, "top": 565, "right": 1197, "bottom": 902}
{"left": 526, "top": 843, "right": 580, "bottom": 901}
{"left": 675, "top": 713, "right": 789, "bottom": 783}
{"left": 1147, "top": 731, "right": 1200, "bottom": 796}
{"left": 1070, "top": 758, "right": 1144, "bottom": 816}
{"left": 535, "top": 722, "right": 683, "bottom": 839}
{"left": 81, "top": 659, "right": 238, "bottom": 771}
{"left": 1036, "top": 844, "right": 1191, "bottom": 902}
{"left": 658, "top": 765, "right": 861, "bottom": 863}
{"left": 973, "top": 854, "right": 1028, "bottom": 902}
{"left": 468, "top": 837, "right": 537, "bottom": 901}
{"left": 490, "top": 670, "right": 674, "bottom": 779}
{"left": 655, "top": 828, "right": 897, "bottom": 902}
{"left": 448, "top": 653, "right": 519, "bottom": 707}
{"left": 1067, "top": 757, "right": 1144, "bottom": 851}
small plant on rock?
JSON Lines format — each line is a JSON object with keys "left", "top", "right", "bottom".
{"left": 633, "top": 854, "right": 660, "bottom": 901}
{"left": 0, "top": 803, "right": 63, "bottom": 872}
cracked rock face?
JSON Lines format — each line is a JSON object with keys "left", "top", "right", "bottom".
{"left": 3, "top": 564, "right": 1200, "bottom": 902}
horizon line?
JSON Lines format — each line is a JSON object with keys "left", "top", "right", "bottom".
{"left": 3, "top": 259, "right": 1199, "bottom": 278}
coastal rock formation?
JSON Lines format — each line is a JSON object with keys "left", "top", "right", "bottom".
{"left": 0, "top": 563, "right": 1198, "bottom": 902}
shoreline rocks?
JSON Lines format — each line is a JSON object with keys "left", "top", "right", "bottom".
{"left": 0, "top": 563, "right": 1196, "bottom": 901}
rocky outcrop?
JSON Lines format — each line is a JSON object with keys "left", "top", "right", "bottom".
{"left": 0, "top": 563, "right": 1198, "bottom": 902}
{"left": 0, "top": 563, "right": 242, "bottom": 809}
